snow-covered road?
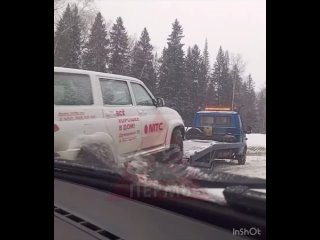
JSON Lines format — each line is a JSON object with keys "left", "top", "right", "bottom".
{"left": 125, "top": 133, "right": 266, "bottom": 182}
{"left": 125, "top": 133, "right": 266, "bottom": 205}
{"left": 212, "top": 155, "right": 266, "bottom": 179}
{"left": 210, "top": 133, "right": 266, "bottom": 179}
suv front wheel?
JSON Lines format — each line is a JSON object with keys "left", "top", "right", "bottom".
{"left": 161, "top": 128, "right": 183, "bottom": 164}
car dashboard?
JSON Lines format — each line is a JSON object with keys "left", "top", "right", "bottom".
{"left": 54, "top": 179, "right": 250, "bottom": 240}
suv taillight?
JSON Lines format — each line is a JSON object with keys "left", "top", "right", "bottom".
{"left": 54, "top": 124, "right": 59, "bottom": 132}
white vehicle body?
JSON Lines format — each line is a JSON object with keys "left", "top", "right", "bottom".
{"left": 54, "top": 67, "right": 185, "bottom": 161}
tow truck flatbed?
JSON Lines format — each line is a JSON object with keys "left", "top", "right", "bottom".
{"left": 183, "top": 140, "right": 245, "bottom": 170}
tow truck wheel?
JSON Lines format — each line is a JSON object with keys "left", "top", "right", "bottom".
{"left": 237, "top": 155, "right": 246, "bottom": 165}
{"left": 237, "top": 152, "right": 247, "bottom": 165}
{"left": 236, "top": 147, "right": 247, "bottom": 165}
{"left": 167, "top": 128, "right": 184, "bottom": 163}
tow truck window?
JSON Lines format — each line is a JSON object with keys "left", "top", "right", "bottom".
{"left": 199, "top": 116, "right": 231, "bottom": 126}
{"left": 200, "top": 116, "right": 214, "bottom": 126}
{"left": 131, "top": 83, "right": 154, "bottom": 106}
{"left": 54, "top": 73, "right": 93, "bottom": 105}
{"left": 100, "top": 79, "right": 132, "bottom": 105}
{"left": 215, "top": 116, "right": 231, "bottom": 125}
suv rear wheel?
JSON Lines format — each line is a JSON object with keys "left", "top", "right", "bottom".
{"left": 77, "top": 143, "right": 116, "bottom": 169}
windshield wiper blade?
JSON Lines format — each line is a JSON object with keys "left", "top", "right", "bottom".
{"left": 223, "top": 185, "right": 266, "bottom": 217}
{"left": 54, "top": 160, "right": 132, "bottom": 184}
{"left": 190, "top": 172, "right": 266, "bottom": 189}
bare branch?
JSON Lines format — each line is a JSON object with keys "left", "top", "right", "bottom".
{"left": 54, "top": 0, "right": 98, "bottom": 53}
{"left": 128, "top": 34, "right": 138, "bottom": 51}
{"left": 230, "top": 53, "right": 246, "bottom": 75}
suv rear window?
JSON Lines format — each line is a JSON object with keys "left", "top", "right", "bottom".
{"left": 54, "top": 73, "right": 93, "bottom": 105}
{"left": 200, "top": 115, "right": 231, "bottom": 126}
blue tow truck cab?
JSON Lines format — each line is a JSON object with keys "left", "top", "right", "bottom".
{"left": 185, "top": 107, "right": 250, "bottom": 166}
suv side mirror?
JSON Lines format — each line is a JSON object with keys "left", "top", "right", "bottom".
{"left": 154, "top": 97, "right": 165, "bottom": 107}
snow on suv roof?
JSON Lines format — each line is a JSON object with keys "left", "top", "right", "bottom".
{"left": 54, "top": 67, "right": 143, "bottom": 84}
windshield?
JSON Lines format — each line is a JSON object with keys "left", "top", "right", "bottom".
{"left": 54, "top": 0, "right": 266, "bottom": 237}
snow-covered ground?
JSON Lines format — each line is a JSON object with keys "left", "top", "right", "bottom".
{"left": 213, "top": 155, "right": 266, "bottom": 179}
{"left": 247, "top": 133, "right": 266, "bottom": 155}
{"left": 125, "top": 133, "right": 266, "bottom": 184}
{"left": 125, "top": 134, "right": 266, "bottom": 202}
{"left": 247, "top": 133, "right": 266, "bottom": 147}
{"left": 71, "top": 133, "right": 266, "bottom": 205}
{"left": 212, "top": 133, "right": 266, "bottom": 179}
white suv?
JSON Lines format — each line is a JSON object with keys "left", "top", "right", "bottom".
{"left": 54, "top": 67, "right": 185, "bottom": 166}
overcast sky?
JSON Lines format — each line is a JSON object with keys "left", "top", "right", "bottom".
{"left": 95, "top": 0, "right": 266, "bottom": 91}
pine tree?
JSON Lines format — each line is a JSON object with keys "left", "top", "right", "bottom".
{"left": 199, "top": 39, "right": 210, "bottom": 108}
{"left": 82, "top": 12, "right": 109, "bottom": 72}
{"left": 153, "top": 52, "right": 161, "bottom": 93}
{"left": 54, "top": 4, "right": 72, "bottom": 65}
{"left": 158, "top": 19, "right": 192, "bottom": 124}
{"left": 245, "top": 74, "right": 259, "bottom": 131}
{"left": 202, "top": 39, "right": 210, "bottom": 79}
{"left": 130, "top": 28, "right": 156, "bottom": 92}
{"left": 70, "top": 6, "right": 83, "bottom": 68}
{"left": 185, "top": 45, "right": 202, "bottom": 113}
{"left": 224, "top": 50, "right": 230, "bottom": 69}
{"left": 230, "top": 64, "right": 242, "bottom": 110}
{"left": 257, "top": 84, "right": 266, "bottom": 133}
{"left": 206, "top": 81, "right": 216, "bottom": 106}
{"left": 210, "top": 46, "right": 226, "bottom": 105}
{"left": 108, "top": 17, "right": 130, "bottom": 75}
{"left": 239, "top": 79, "right": 248, "bottom": 122}
{"left": 54, "top": 4, "right": 82, "bottom": 68}
{"left": 158, "top": 47, "right": 170, "bottom": 95}
{"left": 185, "top": 47, "right": 195, "bottom": 110}
{"left": 220, "top": 50, "right": 232, "bottom": 106}
{"left": 237, "top": 74, "right": 258, "bottom": 131}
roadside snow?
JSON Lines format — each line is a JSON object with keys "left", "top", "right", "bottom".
{"left": 214, "top": 155, "right": 266, "bottom": 179}
{"left": 246, "top": 134, "right": 266, "bottom": 148}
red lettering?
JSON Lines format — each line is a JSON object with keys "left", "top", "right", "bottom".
{"left": 116, "top": 110, "right": 126, "bottom": 117}
{"left": 124, "top": 123, "right": 135, "bottom": 130}
{"left": 149, "top": 124, "right": 155, "bottom": 133}
{"left": 144, "top": 122, "right": 164, "bottom": 134}
{"left": 58, "top": 112, "right": 85, "bottom": 117}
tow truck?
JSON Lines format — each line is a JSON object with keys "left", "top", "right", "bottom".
{"left": 182, "top": 107, "right": 250, "bottom": 171}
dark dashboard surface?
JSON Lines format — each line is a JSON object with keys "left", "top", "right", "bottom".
{"left": 54, "top": 179, "right": 246, "bottom": 240}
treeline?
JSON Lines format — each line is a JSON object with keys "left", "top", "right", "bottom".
{"left": 54, "top": 4, "right": 266, "bottom": 133}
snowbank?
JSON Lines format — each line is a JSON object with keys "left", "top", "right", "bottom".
{"left": 246, "top": 134, "right": 266, "bottom": 148}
